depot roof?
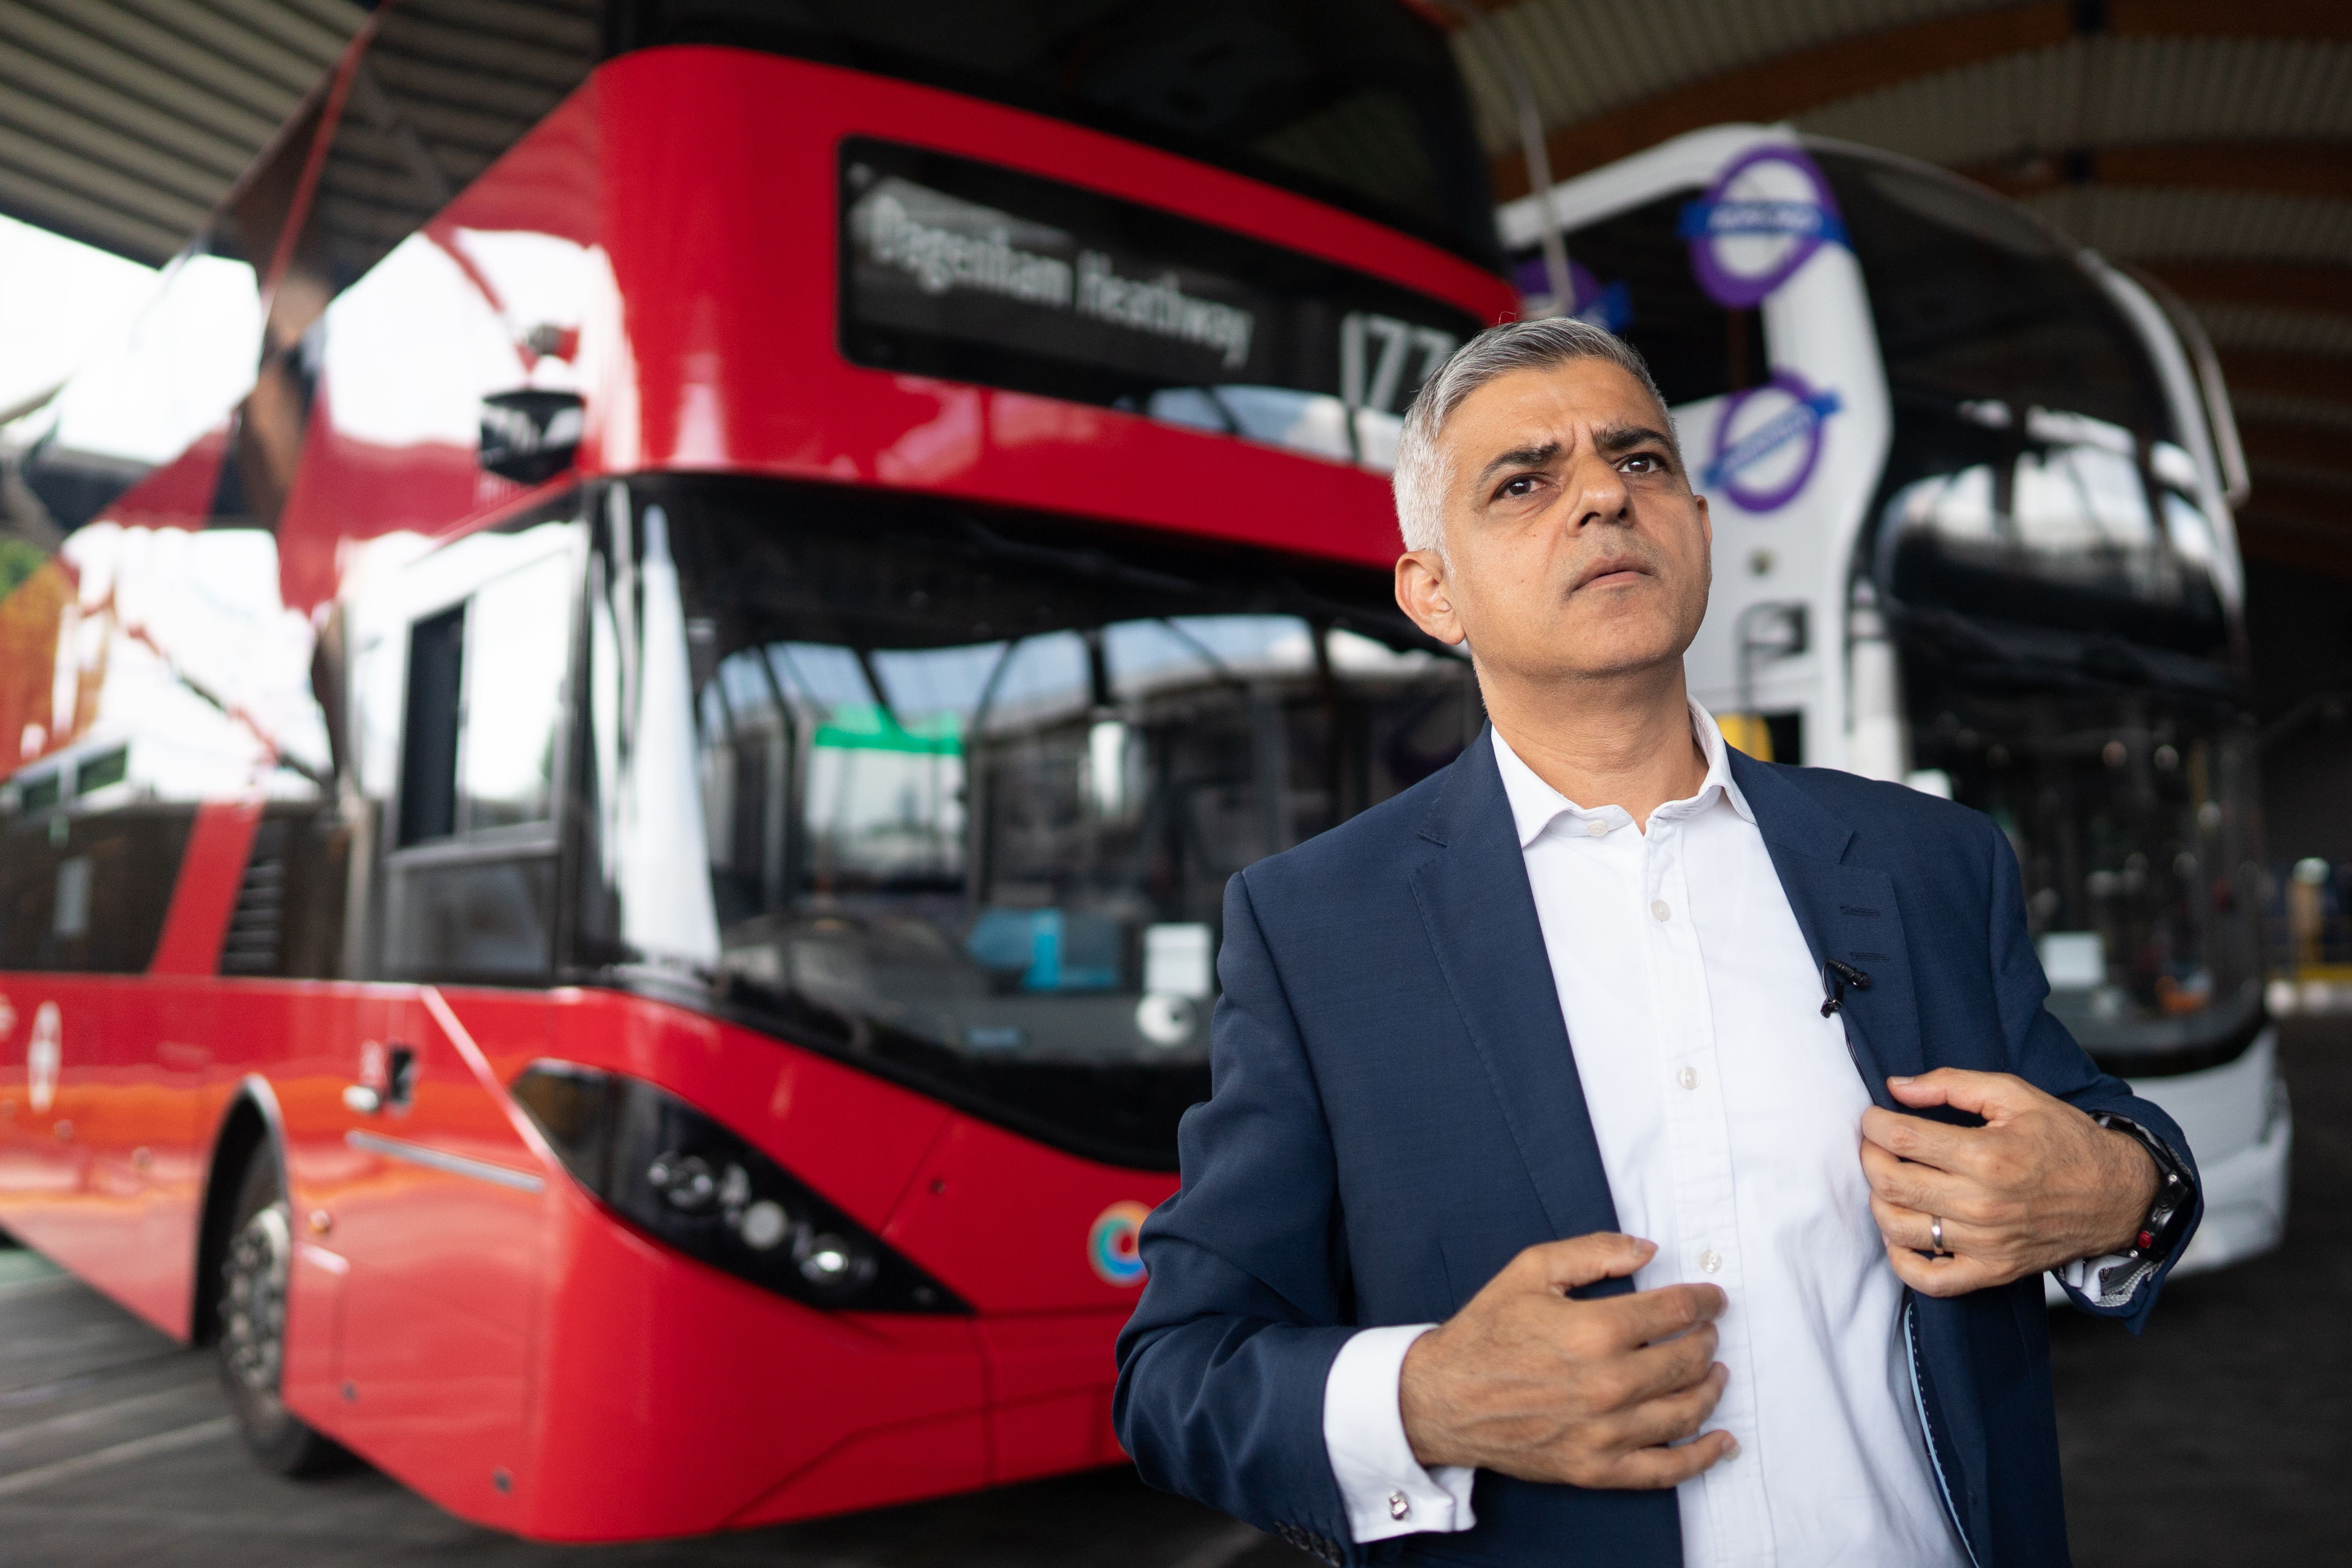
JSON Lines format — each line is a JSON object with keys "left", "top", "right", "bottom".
{"left": 0, "top": 0, "right": 2342, "bottom": 572}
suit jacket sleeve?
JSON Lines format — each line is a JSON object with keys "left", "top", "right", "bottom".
{"left": 1114, "top": 867, "right": 1363, "bottom": 1553}
{"left": 1981, "top": 816, "right": 2203, "bottom": 1331}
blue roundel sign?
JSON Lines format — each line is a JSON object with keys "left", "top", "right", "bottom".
{"left": 1509, "top": 256, "right": 1633, "bottom": 333}
{"left": 1704, "top": 371, "right": 1843, "bottom": 513}
{"left": 1679, "top": 146, "right": 1846, "bottom": 309}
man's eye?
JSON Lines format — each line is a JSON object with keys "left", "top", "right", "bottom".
{"left": 1621, "top": 453, "right": 1663, "bottom": 473}
{"left": 1500, "top": 475, "right": 1538, "bottom": 499}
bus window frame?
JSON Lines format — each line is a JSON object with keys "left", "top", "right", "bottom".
{"left": 371, "top": 508, "right": 588, "bottom": 986}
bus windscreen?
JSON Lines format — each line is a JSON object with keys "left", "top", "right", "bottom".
{"left": 1819, "top": 150, "right": 2235, "bottom": 665}
{"left": 565, "top": 477, "right": 1485, "bottom": 1167}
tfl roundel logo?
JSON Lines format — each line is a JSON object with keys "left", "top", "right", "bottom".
{"left": 1088, "top": 1200, "right": 1153, "bottom": 1287}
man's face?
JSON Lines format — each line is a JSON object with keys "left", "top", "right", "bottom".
{"left": 1395, "top": 358, "right": 1711, "bottom": 689}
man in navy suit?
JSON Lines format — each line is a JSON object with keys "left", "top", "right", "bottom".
{"left": 1114, "top": 319, "right": 2198, "bottom": 1567}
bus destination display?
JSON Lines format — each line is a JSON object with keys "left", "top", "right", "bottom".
{"left": 839, "top": 138, "right": 1485, "bottom": 463}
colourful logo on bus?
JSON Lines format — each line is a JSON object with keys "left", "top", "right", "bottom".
{"left": 1089, "top": 1200, "right": 1153, "bottom": 1286}
{"left": 1680, "top": 145, "right": 1846, "bottom": 309}
{"left": 1704, "top": 371, "right": 1843, "bottom": 514}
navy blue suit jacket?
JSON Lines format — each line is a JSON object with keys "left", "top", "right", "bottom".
{"left": 1115, "top": 730, "right": 2200, "bottom": 1567}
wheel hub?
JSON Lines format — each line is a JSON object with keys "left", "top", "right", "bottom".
{"left": 221, "top": 1201, "right": 292, "bottom": 1399}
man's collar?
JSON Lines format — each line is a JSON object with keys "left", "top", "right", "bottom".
{"left": 1489, "top": 698, "right": 1755, "bottom": 849}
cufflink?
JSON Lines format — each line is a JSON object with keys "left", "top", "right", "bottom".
{"left": 1388, "top": 1490, "right": 1411, "bottom": 1521}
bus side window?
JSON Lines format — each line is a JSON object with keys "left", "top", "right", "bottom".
{"left": 399, "top": 607, "right": 465, "bottom": 846}
{"left": 0, "top": 798, "right": 194, "bottom": 974}
{"left": 381, "top": 541, "right": 574, "bottom": 983}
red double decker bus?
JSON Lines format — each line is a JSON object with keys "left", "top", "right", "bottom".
{"left": 0, "top": 0, "right": 1512, "bottom": 1539}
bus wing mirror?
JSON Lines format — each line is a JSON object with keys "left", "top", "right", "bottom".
{"left": 479, "top": 389, "right": 583, "bottom": 485}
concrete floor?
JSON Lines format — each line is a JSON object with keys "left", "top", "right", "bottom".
{"left": 0, "top": 1019, "right": 2343, "bottom": 1566}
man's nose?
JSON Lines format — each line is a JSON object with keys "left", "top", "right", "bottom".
{"left": 1565, "top": 457, "right": 1632, "bottom": 528}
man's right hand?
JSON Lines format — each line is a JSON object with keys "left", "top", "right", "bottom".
{"left": 1398, "top": 1233, "right": 1735, "bottom": 1488}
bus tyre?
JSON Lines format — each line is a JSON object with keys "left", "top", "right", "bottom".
{"left": 217, "top": 1154, "right": 348, "bottom": 1476}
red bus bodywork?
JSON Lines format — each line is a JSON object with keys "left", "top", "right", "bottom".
{"left": 0, "top": 42, "right": 1512, "bottom": 1539}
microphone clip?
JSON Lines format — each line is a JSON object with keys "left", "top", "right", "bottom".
{"left": 1820, "top": 959, "right": 1873, "bottom": 1017}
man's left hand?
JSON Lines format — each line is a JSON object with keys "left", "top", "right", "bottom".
{"left": 1860, "top": 1069, "right": 2161, "bottom": 1298}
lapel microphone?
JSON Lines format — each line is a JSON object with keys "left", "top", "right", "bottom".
{"left": 1820, "top": 959, "right": 1873, "bottom": 1017}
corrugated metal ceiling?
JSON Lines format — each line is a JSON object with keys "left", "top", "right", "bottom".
{"left": 0, "top": 0, "right": 365, "bottom": 260}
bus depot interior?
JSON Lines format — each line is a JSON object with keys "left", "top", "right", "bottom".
{"left": 0, "top": 0, "right": 2310, "bottom": 1550}
{"left": 0, "top": 0, "right": 1525, "bottom": 1541}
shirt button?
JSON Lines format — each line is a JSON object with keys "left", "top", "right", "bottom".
{"left": 1699, "top": 1248, "right": 1723, "bottom": 1274}
{"left": 1651, "top": 899, "right": 1671, "bottom": 921}
{"left": 1585, "top": 819, "right": 1608, "bottom": 838}
{"left": 1389, "top": 1491, "right": 1411, "bottom": 1521}
{"left": 1677, "top": 1065, "right": 1699, "bottom": 1090}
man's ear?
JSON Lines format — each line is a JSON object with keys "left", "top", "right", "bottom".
{"left": 1395, "top": 548, "right": 1464, "bottom": 646}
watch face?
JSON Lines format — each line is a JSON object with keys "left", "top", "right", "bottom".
{"left": 2103, "top": 1114, "right": 2193, "bottom": 1257}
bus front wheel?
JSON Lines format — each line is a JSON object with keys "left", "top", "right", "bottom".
{"left": 217, "top": 1153, "right": 348, "bottom": 1476}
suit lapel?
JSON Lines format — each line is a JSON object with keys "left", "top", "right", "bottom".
{"left": 1730, "top": 753, "right": 1924, "bottom": 1108}
{"left": 1408, "top": 731, "right": 1625, "bottom": 1254}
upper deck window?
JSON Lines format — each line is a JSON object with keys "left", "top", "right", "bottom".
{"left": 1817, "top": 148, "right": 2230, "bottom": 667}
{"left": 609, "top": 0, "right": 1500, "bottom": 267}
{"left": 1815, "top": 149, "right": 2175, "bottom": 443}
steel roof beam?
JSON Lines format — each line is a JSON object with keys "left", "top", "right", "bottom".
{"left": 2241, "top": 420, "right": 2352, "bottom": 474}
{"left": 2223, "top": 350, "right": 2352, "bottom": 404}
{"left": 1962, "top": 142, "right": 2352, "bottom": 201}
{"left": 2145, "top": 261, "right": 2352, "bottom": 315}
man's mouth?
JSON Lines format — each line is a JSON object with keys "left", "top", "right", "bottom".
{"left": 1573, "top": 558, "right": 1652, "bottom": 592}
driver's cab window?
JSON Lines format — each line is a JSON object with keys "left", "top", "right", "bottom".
{"left": 377, "top": 523, "right": 578, "bottom": 982}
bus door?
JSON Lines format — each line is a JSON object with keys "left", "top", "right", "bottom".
{"left": 325, "top": 515, "right": 582, "bottom": 1501}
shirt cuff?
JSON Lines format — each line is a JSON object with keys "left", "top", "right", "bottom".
{"left": 1322, "top": 1324, "right": 1477, "bottom": 1543}
{"left": 2057, "top": 1251, "right": 2158, "bottom": 1308}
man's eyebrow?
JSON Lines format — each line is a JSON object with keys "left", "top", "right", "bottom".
{"left": 1473, "top": 440, "right": 1561, "bottom": 489}
{"left": 1593, "top": 422, "right": 1678, "bottom": 457}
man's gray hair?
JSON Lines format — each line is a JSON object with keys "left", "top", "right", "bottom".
{"left": 1391, "top": 318, "right": 1680, "bottom": 555}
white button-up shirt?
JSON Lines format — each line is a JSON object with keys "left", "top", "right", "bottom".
{"left": 1322, "top": 703, "right": 1969, "bottom": 1567}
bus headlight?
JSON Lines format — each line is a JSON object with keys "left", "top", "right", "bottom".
{"left": 510, "top": 1060, "right": 964, "bottom": 1314}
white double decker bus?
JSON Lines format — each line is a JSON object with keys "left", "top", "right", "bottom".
{"left": 1504, "top": 126, "right": 2287, "bottom": 1284}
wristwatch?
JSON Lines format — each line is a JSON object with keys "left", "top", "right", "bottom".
{"left": 2094, "top": 1113, "right": 2195, "bottom": 1263}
